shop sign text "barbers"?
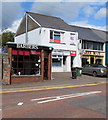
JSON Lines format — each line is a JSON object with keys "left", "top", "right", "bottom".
{"left": 17, "top": 44, "right": 38, "bottom": 49}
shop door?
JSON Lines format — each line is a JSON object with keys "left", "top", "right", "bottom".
{"left": 44, "top": 58, "right": 48, "bottom": 80}
{"left": 90, "top": 57, "right": 94, "bottom": 64}
{"left": 63, "top": 56, "right": 67, "bottom": 72}
{"left": 71, "top": 56, "right": 74, "bottom": 67}
{"left": 96, "top": 59, "right": 102, "bottom": 64}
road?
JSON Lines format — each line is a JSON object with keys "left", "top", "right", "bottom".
{"left": 2, "top": 82, "right": 107, "bottom": 119}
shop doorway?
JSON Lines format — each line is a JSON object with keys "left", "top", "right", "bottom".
{"left": 63, "top": 56, "right": 67, "bottom": 72}
{"left": 71, "top": 56, "right": 75, "bottom": 67}
{"left": 44, "top": 58, "right": 48, "bottom": 80}
{"left": 82, "top": 58, "right": 89, "bottom": 66}
{"left": 90, "top": 57, "right": 94, "bottom": 64}
{"left": 96, "top": 59, "right": 102, "bottom": 64}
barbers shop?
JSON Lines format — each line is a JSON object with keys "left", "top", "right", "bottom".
{"left": 2, "top": 42, "right": 53, "bottom": 84}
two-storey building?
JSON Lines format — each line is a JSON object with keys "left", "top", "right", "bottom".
{"left": 15, "top": 12, "right": 81, "bottom": 72}
{"left": 70, "top": 25, "right": 106, "bottom": 66}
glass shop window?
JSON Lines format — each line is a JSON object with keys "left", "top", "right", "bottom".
{"left": 52, "top": 58, "right": 62, "bottom": 67}
{"left": 12, "top": 50, "right": 41, "bottom": 76}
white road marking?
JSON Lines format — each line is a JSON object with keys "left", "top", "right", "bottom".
{"left": 17, "top": 102, "right": 23, "bottom": 106}
{"left": 31, "top": 91, "right": 102, "bottom": 104}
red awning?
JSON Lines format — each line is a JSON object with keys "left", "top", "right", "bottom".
{"left": 31, "top": 50, "right": 41, "bottom": 55}
{"left": 18, "top": 50, "right": 24, "bottom": 55}
{"left": 24, "top": 51, "right": 30, "bottom": 55}
{"left": 36, "top": 51, "right": 41, "bottom": 55}
{"left": 31, "top": 50, "right": 36, "bottom": 55}
{"left": 12, "top": 50, "right": 40, "bottom": 55}
{"left": 12, "top": 50, "right": 18, "bottom": 55}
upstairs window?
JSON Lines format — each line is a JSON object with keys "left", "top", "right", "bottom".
{"left": 50, "top": 30, "right": 61, "bottom": 43}
{"left": 70, "top": 33, "right": 76, "bottom": 45}
{"left": 82, "top": 41, "right": 103, "bottom": 51}
{"left": 93, "top": 42, "right": 103, "bottom": 50}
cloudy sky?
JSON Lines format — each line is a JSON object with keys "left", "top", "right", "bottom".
{"left": 1, "top": 0, "right": 108, "bottom": 33}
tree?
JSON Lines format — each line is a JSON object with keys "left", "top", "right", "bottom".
{"left": 2, "top": 31, "right": 15, "bottom": 47}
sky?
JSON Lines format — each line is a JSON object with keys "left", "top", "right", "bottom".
{"left": 1, "top": 0, "right": 108, "bottom": 33}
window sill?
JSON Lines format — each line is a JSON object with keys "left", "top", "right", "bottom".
{"left": 50, "top": 42, "right": 66, "bottom": 45}
{"left": 52, "top": 66, "right": 62, "bottom": 67}
{"left": 12, "top": 75, "right": 41, "bottom": 77}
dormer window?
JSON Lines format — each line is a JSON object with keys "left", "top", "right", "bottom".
{"left": 50, "top": 30, "right": 61, "bottom": 43}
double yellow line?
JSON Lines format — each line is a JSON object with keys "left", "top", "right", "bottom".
{"left": 1, "top": 82, "right": 106, "bottom": 94}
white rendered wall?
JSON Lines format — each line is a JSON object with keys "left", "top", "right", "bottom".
{"left": 52, "top": 67, "right": 63, "bottom": 72}
{"left": 28, "top": 28, "right": 41, "bottom": 45}
{"left": 15, "top": 28, "right": 41, "bottom": 44}
{"left": 66, "top": 56, "right": 71, "bottom": 72}
{"left": 15, "top": 33, "right": 26, "bottom": 43}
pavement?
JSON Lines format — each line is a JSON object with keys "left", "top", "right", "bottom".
{"left": 1, "top": 72, "right": 107, "bottom": 92}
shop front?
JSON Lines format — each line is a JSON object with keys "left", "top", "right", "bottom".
{"left": 52, "top": 49, "right": 77, "bottom": 72}
{"left": 82, "top": 51, "right": 105, "bottom": 66}
{"left": 2, "top": 43, "right": 53, "bottom": 84}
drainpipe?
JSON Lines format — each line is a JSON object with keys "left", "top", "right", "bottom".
{"left": 26, "top": 13, "right": 28, "bottom": 44}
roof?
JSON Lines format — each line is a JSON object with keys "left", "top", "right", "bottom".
{"left": 70, "top": 25, "right": 106, "bottom": 43}
{"left": 27, "top": 12, "right": 73, "bottom": 32}
{"left": 16, "top": 11, "right": 107, "bottom": 43}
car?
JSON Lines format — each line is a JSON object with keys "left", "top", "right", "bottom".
{"left": 82, "top": 64, "right": 108, "bottom": 77}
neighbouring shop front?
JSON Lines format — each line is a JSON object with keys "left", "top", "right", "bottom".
{"left": 2, "top": 43, "right": 53, "bottom": 84}
{"left": 82, "top": 51, "right": 105, "bottom": 66}
{"left": 52, "top": 49, "right": 77, "bottom": 72}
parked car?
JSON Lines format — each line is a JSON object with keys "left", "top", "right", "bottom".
{"left": 82, "top": 64, "right": 108, "bottom": 77}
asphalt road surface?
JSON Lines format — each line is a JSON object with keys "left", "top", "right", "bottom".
{"left": 2, "top": 82, "right": 107, "bottom": 119}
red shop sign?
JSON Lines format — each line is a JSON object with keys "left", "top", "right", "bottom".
{"left": 36, "top": 51, "right": 41, "bottom": 55}
{"left": 31, "top": 50, "right": 41, "bottom": 55}
{"left": 18, "top": 50, "right": 24, "bottom": 55}
{"left": 70, "top": 51, "right": 76, "bottom": 56}
{"left": 12, "top": 50, "right": 18, "bottom": 55}
{"left": 24, "top": 51, "right": 30, "bottom": 55}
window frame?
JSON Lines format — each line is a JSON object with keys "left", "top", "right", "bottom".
{"left": 12, "top": 50, "right": 41, "bottom": 76}
{"left": 50, "top": 30, "right": 61, "bottom": 43}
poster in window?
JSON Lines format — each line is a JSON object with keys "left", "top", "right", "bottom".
{"left": 70, "top": 34, "right": 76, "bottom": 45}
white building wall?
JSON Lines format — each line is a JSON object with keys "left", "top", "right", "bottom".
{"left": 66, "top": 56, "right": 71, "bottom": 72}
{"left": 40, "top": 28, "right": 77, "bottom": 51}
{"left": 15, "top": 33, "right": 26, "bottom": 43}
{"left": 28, "top": 28, "right": 41, "bottom": 45}
{"left": 15, "top": 28, "right": 41, "bottom": 45}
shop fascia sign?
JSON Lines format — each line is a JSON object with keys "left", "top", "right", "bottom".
{"left": 17, "top": 43, "right": 38, "bottom": 49}
{"left": 82, "top": 51, "right": 103, "bottom": 56}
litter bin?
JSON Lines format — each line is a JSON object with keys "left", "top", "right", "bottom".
{"left": 76, "top": 67, "right": 83, "bottom": 76}
{"left": 71, "top": 67, "right": 77, "bottom": 79}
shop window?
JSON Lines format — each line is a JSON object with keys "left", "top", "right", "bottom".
{"left": 52, "top": 59, "right": 62, "bottom": 67}
{"left": 82, "top": 41, "right": 103, "bottom": 51}
{"left": 12, "top": 50, "right": 41, "bottom": 76}
{"left": 82, "top": 41, "right": 88, "bottom": 49}
{"left": 93, "top": 42, "right": 103, "bottom": 50}
{"left": 50, "top": 30, "right": 61, "bottom": 43}
{"left": 87, "top": 41, "right": 93, "bottom": 49}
